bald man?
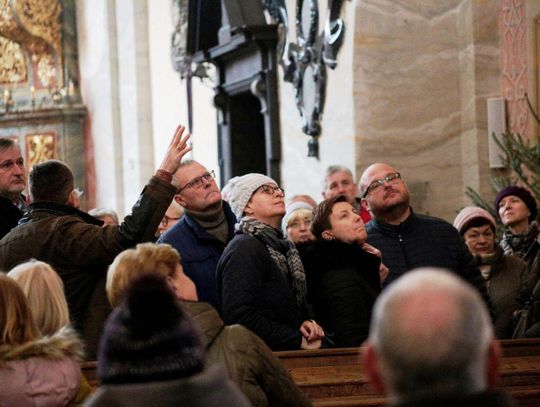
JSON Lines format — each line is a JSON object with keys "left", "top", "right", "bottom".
{"left": 363, "top": 268, "right": 514, "bottom": 406}
{"left": 359, "top": 163, "right": 484, "bottom": 286}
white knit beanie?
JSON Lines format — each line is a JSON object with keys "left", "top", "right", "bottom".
{"left": 227, "top": 173, "right": 277, "bottom": 220}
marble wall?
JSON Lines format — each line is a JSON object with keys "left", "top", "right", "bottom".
{"left": 353, "top": 0, "right": 501, "bottom": 220}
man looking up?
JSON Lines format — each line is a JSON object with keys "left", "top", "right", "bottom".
{"left": 363, "top": 268, "right": 513, "bottom": 406}
{"left": 322, "top": 165, "right": 371, "bottom": 223}
{"left": 0, "top": 138, "right": 26, "bottom": 239}
{"left": 158, "top": 160, "right": 236, "bottom": 308}
{"left": 0, "top": 125, "right": 191, "bottom": 358}
{"left": 359, "top": 163, "right": 489, "bottom": 300}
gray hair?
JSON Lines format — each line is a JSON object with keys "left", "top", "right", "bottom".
{"left": 88, "top": 207, "right": 119, "bottom": 224}
{"left": 368, "top": 268, "right": 493, "bottom": 398}
{"left": 0, "top": 137, "right": 19, "bottom": 152}
{"left": 322, "top": 165, "right": 353, "bottom": 190}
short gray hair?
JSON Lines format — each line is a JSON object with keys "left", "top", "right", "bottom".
{"left": 368, "top": 268, "right": 493, "bottom": 398}
{"left": 322, "top": 165, "right": 353, "bottom": 190}
{"left": 0, "top": 137, "right": 18, "bottom": 152}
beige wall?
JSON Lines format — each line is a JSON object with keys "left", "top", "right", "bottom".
{"left": 353, "top": 0, "right": 500, "bottom": 221}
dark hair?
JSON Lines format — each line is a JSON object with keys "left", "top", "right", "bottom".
{"left": 0, "top": 137, "right": 18, "bottom": 152}
{"left": 29, "top": 160, "right": 74, "bottom": 204}
{"left": 311, "top": 195, "right": 349, "bottom": 240}
{"left": 460, "top": 217, "right": 494, "bottom": 236}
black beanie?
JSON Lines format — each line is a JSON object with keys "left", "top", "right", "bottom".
{"left": 494, "top": 186, "right": 538, "bottom": 222}
{"left": 97, "top": 274, "right": 205, "bottom": 384}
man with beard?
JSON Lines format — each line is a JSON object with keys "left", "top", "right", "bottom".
{"left": 0, "top": 138, "right": 27, "bottom": 239}
{"left": 158, "top": 160, "right": 235, "bottom": 308}
{"left": 359, "top": 163, "right": 489, "bottom": 300}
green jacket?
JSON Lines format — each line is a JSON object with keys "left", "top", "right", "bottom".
{"left": 183, "top": 301, "right": 311, "bottom": 407}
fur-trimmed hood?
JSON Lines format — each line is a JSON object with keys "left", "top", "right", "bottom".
{"left": 0, "top": 326, "right": 84, "bottom": 365}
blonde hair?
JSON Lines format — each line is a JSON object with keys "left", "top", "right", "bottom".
{"left": 8, "top": 260, "right": 70, "bottom": 336}
{"left": 107, "top": 243, "right": 181, "bottom": 308}
{"left": 285, "top": 208, "right": 313, "bottom": 229}
{"left": 0, "top": 274, "right": 40, "bottom": 346}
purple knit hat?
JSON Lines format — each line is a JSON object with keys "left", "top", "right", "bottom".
{"left": 494, "top": 186, "right": 537, "bottom": 222}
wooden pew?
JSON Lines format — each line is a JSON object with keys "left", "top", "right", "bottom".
{"left": 82, "top": 338, "right": 540, "bottom": 406}
{"left": 275, "top": 338, "right": 540, "bottom": 407}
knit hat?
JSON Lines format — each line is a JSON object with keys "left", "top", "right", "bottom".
{"left": 226, "top": 173, "right": 277, "bottom": 220}
{"left": 453, "top": 206, "right": 496, "bottom": 235}
{"left": 97, "top": 274, "right": 205, "bottom": 384}
{"left": 494, "top": 186, "right": 537, "bottom": 222}
{"left": 281, "top": 201, "right": 314, "bottom": 232}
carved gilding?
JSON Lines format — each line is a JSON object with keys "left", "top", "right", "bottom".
{"left": 0, "top": 0, "right": 62, "bottom": 87}
{"left": 25, "top": 132, "right": 56, "bottom": 169}
{"left": 0, "top": 35, "right": 27, "bottom": 84}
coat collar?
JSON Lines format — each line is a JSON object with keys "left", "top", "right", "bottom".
{"left": 21, "top": 201, "right": 103, "bottom": 226}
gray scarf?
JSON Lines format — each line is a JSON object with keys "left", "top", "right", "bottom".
{"left": 236, "top": 217, "right": 307, "bottom": 308}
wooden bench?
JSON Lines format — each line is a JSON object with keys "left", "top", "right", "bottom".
{"left": 274, "top": 338, "right": 540, "bottom": 407}
{"left": 82, "top": 338, "right": 540, "bottom": 406}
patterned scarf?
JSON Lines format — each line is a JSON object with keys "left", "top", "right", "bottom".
{"left": 500, "top": 221, "right": 539, "bottom": 262}
{"left": 236, "top": 217, "right": 307, "bottom": 308}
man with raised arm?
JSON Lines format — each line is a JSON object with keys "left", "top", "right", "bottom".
{"left": 0, "top": 125, "right": 191, "bottom": 358}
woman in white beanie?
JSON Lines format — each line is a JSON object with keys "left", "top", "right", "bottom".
{"left": 453, "top": 206, "right": 527, "bottom": 338}
{"left": 216, "top": 174, "right": 324, "bottom": 351}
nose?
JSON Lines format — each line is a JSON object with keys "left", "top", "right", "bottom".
{"left": 13, "top": 163, "right": 24, "bottom": 175}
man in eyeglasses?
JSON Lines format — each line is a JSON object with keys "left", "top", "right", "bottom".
{"left": 158, "top": 160, "right": 236, "bottom": 308}
{"left": 155, "top": 199, "right": 184, "bottom": 238}
{"left": 0, "top": 138, "right": 26, "bottom": 239}
{"left": 359, "top": 163, "right": 489, "bottom": 303}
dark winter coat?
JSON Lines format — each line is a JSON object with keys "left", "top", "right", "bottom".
{"left": 217, "top": 233, "right": 311, "bottom": 350}
{"left": 366, "top": 212, "right": 491, "bottom": 309}
{"left": 475, "top": 247, "right": 527, "bottom": 339}
{"left": 298, "top": 240, "right": 381, "bottom": 347}
{"left": 158, "top": 201, "right": 236, "bottom": 308}
{"left": 184, "top": 301, "right": 311, "bottom": 407}
{"left": 0, "top": 194, "right": 24, "bottom": 239}
{"left": 84, "top": 366, "right": 251, "bottom": 407}
{"left": 0, "top": 176, "right": 176, "bottom": 358}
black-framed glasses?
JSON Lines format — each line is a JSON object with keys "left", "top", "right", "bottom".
{"left": 178, "top": 170, "right": 215, "bottom": 193}
{"left": 256, "top": 184, "right": 285, "bottom": 195}
{"left": 362, "top": 172, "right": 401, "bottom": 198}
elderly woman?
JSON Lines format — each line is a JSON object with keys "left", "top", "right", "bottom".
{"left": 282, "top": 201, "right": 315, "bottom": 244}
{"left": 0, "top": 274, "right": 84, "bottom": 406}
{"left": 217, "top": 173, "right": 324, "bottom": 351}
{"left": 454, "top": 206, "right": 527, "bottom": 338}
{"left": 297, "top": 195, "right": 382, "bottom": 347}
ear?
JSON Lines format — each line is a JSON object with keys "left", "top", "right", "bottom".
{"left": 174, "top": 194, "right": 187, "bottom": 208}
{"left": 244, "top": 200, "right": 254, "bottom": 216}
{"left": 361, "top": 197, "right": 372, "bottom": 212}
{"left": 321, "top": 230, "right": 334, "bottom": 241}
{"left": 67, "top": 190, "right": 77, "bottom": 207}
{"left": 486, "top": 339, "right": 501, "bottom": 389}
{"left": 363, "top": 342, "right": 386, "bottom": 395}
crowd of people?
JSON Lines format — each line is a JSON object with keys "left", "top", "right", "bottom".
{"left": 1, "top": 126, "right": 539, "bottom": 406}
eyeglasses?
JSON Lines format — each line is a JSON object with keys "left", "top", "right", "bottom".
{"left": 256, "top": 184, "right": 285, "bottom": 195}
{"left": 362, "top": 172, "right": 401, "bottom": 198}
{"left": 160, "top": 214, "right": 182, "bottom": 227}
{"left": 178, "top": 170, "right": 215, "bottom": 193}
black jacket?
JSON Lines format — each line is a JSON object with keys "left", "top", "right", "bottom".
{"left": 217, "top": 233, "right": 310, "bottom": 351}
{"left": 0, "top": 194, "right": 24, "bottom": 239}
{"left": 366, "top": 212, "right": 491, "bottom": 311}
{"left": 298, "top": 240, "right": 381, "bottom": 347}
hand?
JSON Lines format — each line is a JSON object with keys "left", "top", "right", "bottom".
{"left": 362, "top": 242, "right": 381, "bottom": 257}
{"left": 379, "top": 263, "right": 389, "bottom": 283}
{"left": 159, "top": 124, "right": 192, "bottom": 174}
{"left": 301, "top": 337, "right": 322, "bottom": 350}
{"left": 300, "top": 320, "right": 324, "bottom": 342}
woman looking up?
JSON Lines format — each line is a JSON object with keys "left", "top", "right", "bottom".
{"left": 217, "top": 173, "right": 324, "bottom": 351}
